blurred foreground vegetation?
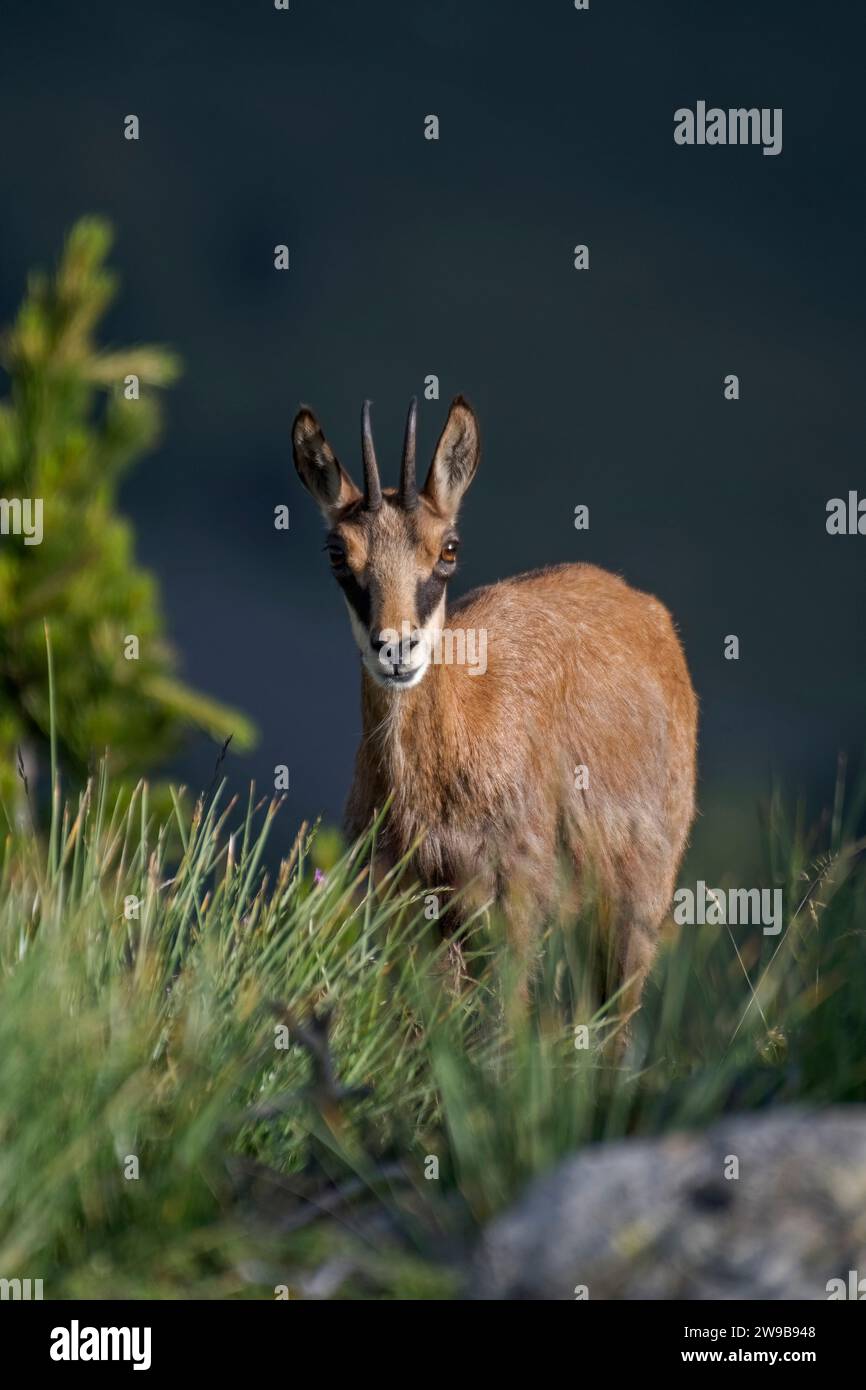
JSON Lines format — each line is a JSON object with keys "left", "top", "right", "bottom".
{"left": 0, "top": 749, "right": 864, "bottom": 1299}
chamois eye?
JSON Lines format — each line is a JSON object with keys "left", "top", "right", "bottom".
{"left": 440, "top": 541, "right": 459, "bottom": 565}
{"left": 325, "top": 541, "right": 347, "bottom": 570}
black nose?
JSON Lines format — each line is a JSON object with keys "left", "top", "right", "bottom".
{"left": 372, "top": 634, "right": 421, "bottom": 655}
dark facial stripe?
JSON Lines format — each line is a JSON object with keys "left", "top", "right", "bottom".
{"left": 416, "top": 573, "right": 447, "bottom": 625}
{"left": 337, "top": 571, "right": 371, "bottom": 628}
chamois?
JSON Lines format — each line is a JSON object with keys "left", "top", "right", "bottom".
{"left": 293, "top": 396, "right": 697, "bottom": 1026}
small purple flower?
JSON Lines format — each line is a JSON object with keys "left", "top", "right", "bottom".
{"left": 314, "top": 868, "right": 326, "bottom": 887}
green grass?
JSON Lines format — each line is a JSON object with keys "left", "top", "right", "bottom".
{"left": 0, "top": 754, "right": 865, "bottom": 1299}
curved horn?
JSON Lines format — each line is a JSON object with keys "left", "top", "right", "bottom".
{"left": 399, "top": 396, "right": 418, "bottom": 509}
{"left": 361, "top": 400, "right": 382, "bottom": 511}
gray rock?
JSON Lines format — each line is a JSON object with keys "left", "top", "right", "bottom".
{"left": 469, "top": 1107, "right": 866, "bottom": 1299}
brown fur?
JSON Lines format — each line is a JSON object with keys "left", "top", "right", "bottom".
{"left": 293, "top": 398, "right": 698, "bottom": 1028}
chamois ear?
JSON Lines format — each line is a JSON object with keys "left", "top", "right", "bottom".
{"left": 422, "top": 396, "right": 480, "bottom": 519}
{"left": 292, "top": 408, "right": 362, "bottom": 518}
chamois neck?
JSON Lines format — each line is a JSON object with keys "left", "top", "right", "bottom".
{"left": 360, "top": 658, "right": 472, "bottom": 769}
{"left": 361, "top": 659, "right": 451, "bottom": 729}
{"left": 359, "top": 660, "right": 470, "bottom": 829}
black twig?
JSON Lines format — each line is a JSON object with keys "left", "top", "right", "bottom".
{"left": 204, "top": 733, "right": 233, "bottom": 805}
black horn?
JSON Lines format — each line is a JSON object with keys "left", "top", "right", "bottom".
{"left": 361, "top": 400, "right": 382, "bottom": 511}
{"left": 399, "top": 396, "right": 418, "bottom": 509}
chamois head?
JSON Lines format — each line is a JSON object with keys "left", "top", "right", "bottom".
{"left": 293, "top": 397, "right": 480, "bottom": 689}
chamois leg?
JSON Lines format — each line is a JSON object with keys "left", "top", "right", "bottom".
{"left": 497, "top": 862, "right": 555, "bottom": 1016}
{"left": 585, "top": 886, "right": 663, "bottom": 1054}
{"left": 603, "top": 829, "right": 679, "bottom": 1050}
{"left": 611, "top": 921, "right": 659, "bottom": 1046}
{"left": 425, "top": 891, "right": 482, "bottom": 997}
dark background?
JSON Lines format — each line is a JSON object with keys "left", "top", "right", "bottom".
{"left": 2, "top": 0, "right": 863, "bottom": 870}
